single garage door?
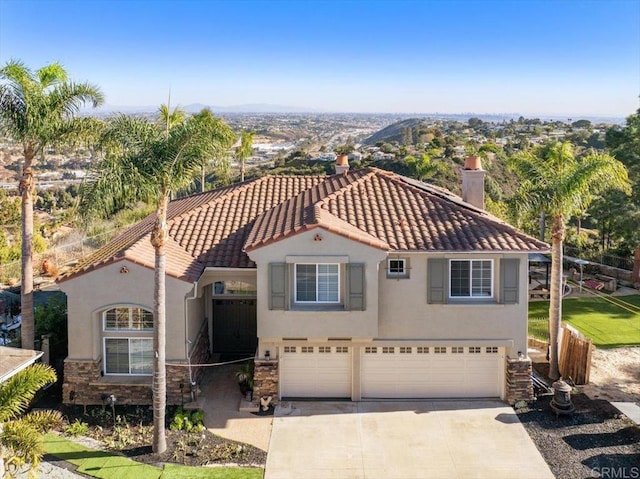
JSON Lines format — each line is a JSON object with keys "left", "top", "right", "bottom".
{"left": 280, "top": 345, "right": 352, "bottom": 398}
{"left": 361, "top": 346, "right": 503, "bottom": 398}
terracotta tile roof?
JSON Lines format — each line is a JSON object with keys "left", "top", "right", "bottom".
{"left": 246, "top": 168, "right": 549, "bottom": 253}
{"left": 59, "top": 168, "right": 548, "bottom": 284}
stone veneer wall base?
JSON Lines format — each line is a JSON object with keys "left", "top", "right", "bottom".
{"left": 252, "top": 359, "right": 279, "bottom": 406}
{"left": 506, "top": 357, "right": 534, "bottom": 405}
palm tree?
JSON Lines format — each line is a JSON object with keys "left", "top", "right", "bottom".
{"left": 0, "top": 60, "right": 103, "bottom": 349}
{"left": 84, "top": 108, "right": 234, "bottom": 453}
{"left": 236, "top": 131, "right": 254, "bottom": 182}
{"left": 510, "top": 141, "right": 629, "bottom": 379}
{"left": 0, "top": 364, "right": 62, "bottom": 477}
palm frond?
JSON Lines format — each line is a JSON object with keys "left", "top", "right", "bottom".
{"left": 23, "top": 409, "right": 63, "bottom": 432}
{"left": 0, "top": 420, "right": 44, "bottom": 473}
{"left": 0, "top": 364, "right": 57, "bottom": 422}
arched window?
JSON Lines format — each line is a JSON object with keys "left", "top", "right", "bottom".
{"left": 102, "top": 307, "right": 153, "bottom": 375}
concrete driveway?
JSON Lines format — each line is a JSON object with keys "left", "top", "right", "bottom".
{"left": 266, "top": 400, "right": 554, "bottom": 479}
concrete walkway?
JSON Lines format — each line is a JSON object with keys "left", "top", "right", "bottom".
{"left": 611, "top": 402, "right": 640, "bottom": 425}
{"left": 199, "top": 363, "right": 273, "bottom": 451}
{"left": 266, "top": 400, "right": 554, "bottom": 479}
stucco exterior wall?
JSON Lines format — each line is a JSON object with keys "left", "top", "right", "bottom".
{"left": 58, "top": 260, "right": 194, "bottom": 363}
{"left": 247, "top": 229, "right": 387, "bottom": 348}
{"left": 378, "top": 253, "right": 529, "bottom": 357}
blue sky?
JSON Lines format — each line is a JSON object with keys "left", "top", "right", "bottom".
{"left": 1, "top": 0, "right": 638, "bottom": 117}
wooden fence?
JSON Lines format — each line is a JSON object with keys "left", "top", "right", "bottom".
{"left": 559, "top": 323, "right": 593, "bottom": 385}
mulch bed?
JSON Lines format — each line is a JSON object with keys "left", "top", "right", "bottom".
{"left": 515, "top": 393, "right": 640, "bottom": 479}
{"left": 60, "top": 404, "right": 267, "bottom": 469}
{"left": 120, "top": 429, "right": 266, "bottom": 468}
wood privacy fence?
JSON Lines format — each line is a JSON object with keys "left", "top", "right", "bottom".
{"left": 559, "top": 323, "right": 593, "bottom": 385}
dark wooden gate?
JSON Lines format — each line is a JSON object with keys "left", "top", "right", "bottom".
{"left": 212, "top": 298, "right": 257, "bottom": 354}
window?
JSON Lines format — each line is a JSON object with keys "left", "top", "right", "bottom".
{"left": 104, "top": 338, "right": 153, "bottom": 375}
{"left": 452, "top": 347, "right": 464, "bottom": 354}
{"left": 365, "top": 347, "right": 378, "bottom": 354}
{"left": 469, "top": 347, "right": 481, "bottom": 354}
{"left": 295, "top": 264, "right": 340, "bottom": 303}
{"left": 399, "top": 347, "right": 412, "bottom": 354}
{"left": 387, "top": 258, "right": 408, "bottom": 278}
{"left": 434, "top": 347, "right": 446, "bottom": 354}
{"left": 104, "top": 307, "right": 153, "bottom": 331}
{"left": 102, "top": 307, "right": 153, "bottom": 375}
{"left": 417, "top": 347, "right": 429, "bottom": 354}
{"left": 382, "top": 347, "right": 395, "bottom": 354}
{"left": 450, "top": 260, "right": 493, "bottom": 298}
{"left": 284, "top": 346, "right": 296, "bottom": 353}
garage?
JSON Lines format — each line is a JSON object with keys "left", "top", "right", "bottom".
{"left": 361, "top": 346, "right": 504, "bottom": 399}
{"left": 280, "top": 345, "right": 352, "bottom": 398}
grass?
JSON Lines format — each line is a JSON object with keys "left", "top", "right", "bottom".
{"left": 43, "top": 433, "right": 263, "bottom": 479}
{"left": 528, "top": 294, "right": 640, "bottom": 348}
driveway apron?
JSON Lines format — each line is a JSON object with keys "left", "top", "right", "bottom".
{"left": 266, "top": 400, "right": 554, "bottom": 479}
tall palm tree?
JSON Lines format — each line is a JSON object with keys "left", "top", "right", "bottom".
{"left": 236, "top": 130, "right": 254, "bottom": 182}
{"left": 510, "top": 141, "right": 629, "bottom": 379}
{"left": 84, "top": 108, "right": 234, "bottom": 453}
{"left": 0, "top": 364, "right": 62, "bottom": 477}
{"left": 0, "top": 60, "right": 103, "bottom": 349}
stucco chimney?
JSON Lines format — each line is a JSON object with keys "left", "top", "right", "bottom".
{"left": 335, "top": 154, "right": 350, "bottom": 175}
{"left": 461, "top": 156, "right": 485, "bottom": 209}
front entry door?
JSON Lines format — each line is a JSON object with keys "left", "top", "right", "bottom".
{"left": 212, "top": 298, "right": 257, "bottom": 354}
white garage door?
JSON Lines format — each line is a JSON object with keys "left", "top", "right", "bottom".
{"left": 361, "top": 346, "right": 503, "bottom": 398}
{"left": 280, "top": 345, "right": 352, "bottom": 398}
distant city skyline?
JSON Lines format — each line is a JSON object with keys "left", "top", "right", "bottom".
{"left": 1, "top": 0, "right": 639, "bottom": 118}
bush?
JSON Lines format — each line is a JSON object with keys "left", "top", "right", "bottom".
{"left": 170, "top": 408, "right": 205, "bottom": 432}
{"left": 64, "top": 419, "right": 89, "bottom": 437}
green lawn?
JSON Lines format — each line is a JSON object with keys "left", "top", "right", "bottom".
{"left": 528, "top": 294, "right": 640, "bottom": 348}
{"left": 42, "top": 434, "right": 263, "bottom": 479}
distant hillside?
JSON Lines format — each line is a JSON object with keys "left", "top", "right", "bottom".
{"left": 362, "top": 118, "right": 430, "bottom": 145}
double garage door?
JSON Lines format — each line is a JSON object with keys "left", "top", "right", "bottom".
{"left": 280, "top": 345, "right": 503, "bottom": 399}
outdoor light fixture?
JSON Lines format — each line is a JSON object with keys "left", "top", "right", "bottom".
{"left": 265, "top": 350, "right": 271, "bottom": 359}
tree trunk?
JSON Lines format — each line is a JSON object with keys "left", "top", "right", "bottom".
{"left": 151, "top": 193, "right": 169, "bottom": 454}
{"left": 19, "top": 151, "right": 35, "bottom": 350}
{"left": 633, "top": 248, "right": 640, "bottom": 285}
{"left": 240, "top": 157, "right": 245, "bottom": 183}
{"left": 548, "top": 214, "right": 565, "bottom": 381}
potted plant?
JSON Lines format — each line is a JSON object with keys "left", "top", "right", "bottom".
{"left": 235, "top": 361, "right": 254, "bottom": 397}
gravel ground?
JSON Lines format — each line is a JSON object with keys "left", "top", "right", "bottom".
{"left": 516, "top": 393, "right": 640, "bottom": 479}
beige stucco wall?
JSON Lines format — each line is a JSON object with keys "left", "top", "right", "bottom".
{"left": 378, "top": 253, "right": 529, "bottom": 357}
{"left": 59, "top": 260, "right": 194, "bottom": 363}
{"left": 247, "top": 228, "right": 388, "bottom": 346}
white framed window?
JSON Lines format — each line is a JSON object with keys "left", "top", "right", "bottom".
{"left": 449, "top": 259, "right": 493, "bottom": 298}
{"left": 103, "top": 307, "right": 153, "bottom": 331}
{"left": 295, "top": 264, "right": 340, "bottom": 303}
{"left": 387, "top": 258, "right": 408, "bottom": 278}
{"left": 104, "top": 338, "right": 153, "bottom": 375}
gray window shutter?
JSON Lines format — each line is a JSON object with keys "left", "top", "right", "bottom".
{"left": 347, "top": 263, "right": 366, "bottom": 311}
{"left": 269, "top": 263, "right": 287, "bottom": 310}
{"left": 500, "top": 258, "right": 520, "bottom": 304}
{"left": 427, "top": 258, "right": 446, "bottom": 304}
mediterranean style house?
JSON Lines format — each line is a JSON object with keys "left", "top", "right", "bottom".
{"left": 57, "top": 157, "right": 548, "bottom": 406}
